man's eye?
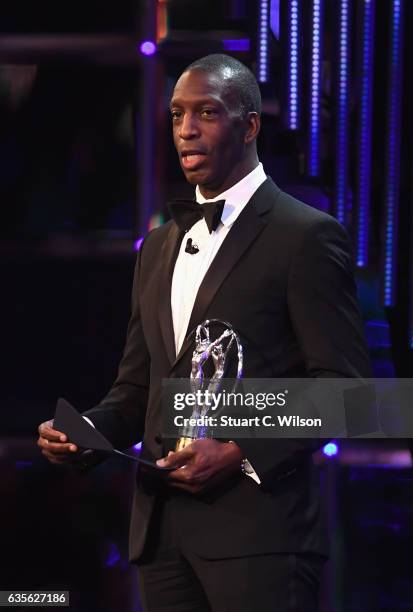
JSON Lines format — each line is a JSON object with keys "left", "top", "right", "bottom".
{"left": 201, "top": 109, "right": 216, "bottom": 117}
{"left": 171, "top": 110, "right": 182, "bottom": 120}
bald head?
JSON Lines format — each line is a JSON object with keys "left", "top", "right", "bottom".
{"left": 170, "top": 56, "right": 261, "bottom": 198}
{"left": 183, "top": 54, "right": 262, "bottom": 119}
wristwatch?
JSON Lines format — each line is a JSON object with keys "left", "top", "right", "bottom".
{"left": 241, "top": 457, "right": 255, "bottom": 476}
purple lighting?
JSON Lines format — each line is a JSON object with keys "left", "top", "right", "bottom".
{"left": 270, "top": 0, "right": 280, "bottom": 39}
{"left": 308, "top": 0, "right": 323, "bottom": 177}
{"left": 134, "top": 237, "right": 144, "bottom": 251}
{"left": 257, "top": 0, "right": 270, "bottom": 82}
{"left": 223, "top": 39, "right": 250, "bottom": 52}
{"left": 287, "top": 0, "right": 301, "bottom": 129}
{"left": 105, "top": 541, "right": 121, "bottom": 567}
{"left": 334, "top": 0, "right": 351, "bottom": 224}
{"left": 140, "top": 41, "right": 156, "bottom": 56}
{"left": 355, "top": 0, "right": 375, "bottom": 268}
{"left": 323, "top": 442, "right": 339, "bottom": 457}
{"left": 383, "top": 0, "right": 404, "bottom": 307}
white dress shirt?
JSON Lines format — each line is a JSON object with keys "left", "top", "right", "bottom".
{"left": 171, "top": 162, "right": 267, "bottom": 355}
{"left": 170, "top": 162, "right": 267, "bottom": 484}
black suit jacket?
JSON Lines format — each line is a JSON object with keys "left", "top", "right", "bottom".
{"left": 84, "top": 177, "right": 372, "bottom": 562}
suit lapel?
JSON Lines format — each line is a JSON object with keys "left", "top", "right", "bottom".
{"left": 158, "top": 222, "right": 184, "bottom": 365}
{"left": 172, "top": 177, "right": 279, "bottom": 369}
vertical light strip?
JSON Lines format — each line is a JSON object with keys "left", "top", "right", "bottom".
{"left": 355, "top": 0, "right": 375, "bottom": 267}
{"left": 410, "top": 169, "right": 413, "bottom": 346}
{"left": 308, "top": 0, "right": 323, "bottom": 176}
{"left": 270, "top": 0, "right": 281, "bottom": 39}
{"left": 258, "top": 0, "right": 270, "bottom": 83}
{"left": 334, "top": 0, "right": 351, "bottom": 224}
{"left": 137, "top": 0, "right": 157, "bottom": 235}
{"left": 287, "top": 0, "right": 300, "bottom": 129}
{"left": 156, "top": 0, "right": 168, "bottom": 42}
{"left": 383, "top": 0, "right": 404, "bottom": 306}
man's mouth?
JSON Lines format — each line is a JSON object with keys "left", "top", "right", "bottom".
{"left": 181, "top": 152, "right": 207, "bottom": 171}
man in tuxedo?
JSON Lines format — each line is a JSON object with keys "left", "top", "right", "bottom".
{"left": 38, "top": 54, "right": 372, "bottom": 611}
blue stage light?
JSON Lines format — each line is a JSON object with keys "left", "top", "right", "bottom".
{"left": 355, "top": 0, "right": 375, "bottom": 268}
{"left": 258, "top": 0, "right": 270, "bottom": 83}
{"left": 308, "top": 0, "right": 323, "bottom": 177}
{"left": 223, "top": 39, "right": 250, "bottom": 52}
{"left": 140, "top": 41, "right": 156, "bottom": 56}
{"left": 383, "top": 0, "right": 404, "bottom": 306}
{"left": 334, "top": 0, "right": 350, "bottom": 224}
{"left": 270, "top": 0, "right": 281, "bottom": 39}
{"left": 288, "top": 0, "right": 300, "bottom": 129}
{"left": 323, "top": 442, "right": 339, "bottom": 457}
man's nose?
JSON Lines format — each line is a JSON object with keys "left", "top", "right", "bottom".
{"left": 178, "top": 113, "right": 199, "bottom": 139}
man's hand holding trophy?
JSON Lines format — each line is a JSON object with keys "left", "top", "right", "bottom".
{"left": 157, "top": 319, "right": 244, "bottom": 493}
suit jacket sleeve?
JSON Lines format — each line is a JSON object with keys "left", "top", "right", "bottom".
{"left": 81, "top": 241, "right": 150, "bottom": 450}
{"left": 234, "top": 218, "right": 372, "bottom": 485}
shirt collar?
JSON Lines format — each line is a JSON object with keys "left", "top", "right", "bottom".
{"left": 195, "top": 162, "right": 267, "bottom": 228}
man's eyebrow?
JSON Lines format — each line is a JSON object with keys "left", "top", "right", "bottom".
{"left": 169, "top": 97, "right": 223, "bottom": 109}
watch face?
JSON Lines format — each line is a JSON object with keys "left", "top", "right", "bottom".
{"left": 241, "top": 458, "right": 255, "bottom": 475}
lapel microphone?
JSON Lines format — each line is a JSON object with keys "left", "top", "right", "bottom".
{"left": 185, "top": 238, "right": 199, "bottom": 255}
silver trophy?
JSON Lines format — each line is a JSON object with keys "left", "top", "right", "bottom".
{"left": 175, "top": 319, "right": 244, "bottom": 451}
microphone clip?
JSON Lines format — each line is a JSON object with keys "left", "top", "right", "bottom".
{"left": 185, "top": 238, "right": 199, "bottom": 255}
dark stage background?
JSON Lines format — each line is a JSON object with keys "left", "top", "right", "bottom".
{"left": 1, "top": 1, "right": 413, "bottom": 611}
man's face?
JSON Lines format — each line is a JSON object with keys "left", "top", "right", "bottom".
{"left": 169, "top": 69, "right": 247, "bottom": 195}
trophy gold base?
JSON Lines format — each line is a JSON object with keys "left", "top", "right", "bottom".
{"left": 175, "top": 436, "right": 196, "bottom": 452}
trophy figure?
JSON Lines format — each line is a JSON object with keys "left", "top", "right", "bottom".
{"left": 175, "top": 319, "right": 243, "bottom": 451}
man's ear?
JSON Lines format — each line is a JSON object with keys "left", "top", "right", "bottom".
{"left": 244, "top": 112, "right": 260, "bottom": 145}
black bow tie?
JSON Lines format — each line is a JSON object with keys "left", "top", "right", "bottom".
{"left": 168, "top": 198, "right": 225, "bottom": 234}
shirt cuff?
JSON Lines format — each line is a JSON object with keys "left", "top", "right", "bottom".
{"left": 242, "top": 458, "right": 261, "bottom": 485}
{"left": 228, "top": 441, "right": 261, "bottom": 485}
{"left": 82, "top": 416, "right": 95, "bottom": 428}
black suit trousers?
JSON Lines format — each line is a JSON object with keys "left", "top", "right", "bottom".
{"left": 136, "top": 493, "right": 326, "bottom": 612}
